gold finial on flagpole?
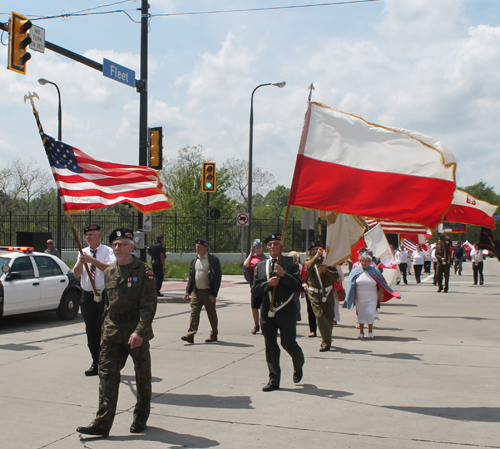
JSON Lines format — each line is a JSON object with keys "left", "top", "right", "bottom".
{"left": 308, "top": 82, "right": 315, "bottom": 102}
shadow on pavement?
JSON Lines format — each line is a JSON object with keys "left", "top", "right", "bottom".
{"left": 383, "top": 406, "right": 500, "bottom": 423}
{"left": 152, "top": 392, "right": 254, "bottom": 409}
{"left": 81, "top": 426, "right": 220, "bottom": 447}
{"left": 280, "top": 384, "right": 353, "bottom": 399}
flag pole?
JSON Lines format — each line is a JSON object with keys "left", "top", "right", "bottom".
{"left": 268, "top": 204, "right": 291, "bottom": 317}
{"left": 317, "top": 214, "right": 326, "bottom": 297}
{"left": 66, "top": 213, "right": 100, "bottom": 297}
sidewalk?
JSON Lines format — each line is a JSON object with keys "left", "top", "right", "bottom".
{"left": 0, "top": 260, "right": 499, "bottom": 448}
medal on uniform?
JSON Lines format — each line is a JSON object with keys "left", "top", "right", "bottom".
{"left": 133, "top": 277, "right": 138, "bottom": 282}
{"left": 127, "top": 276, "right": 132, "bottom": 287}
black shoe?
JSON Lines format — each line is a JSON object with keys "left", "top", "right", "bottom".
{"left": 262, "top": 383, "right": 279, "bottom": 392}
{"left": 437, "top": 288, "right": 442, "bottom": 292}
{"left": 130, "top": 420, "right": 147, "bottom": 433}
{"left": 85, "top": 362, "right": 98, "bottom": 376}
{"left": 181, "top": 334, "right": 194, "bottom": 344}
{"left": 480, "top": 282, "right": 484, "bottom": 285}
{"left": 293, "top": 369, "right": 303, "bottom": 383}
{"left": 77, "top": 423, "right": 109, "bottom": 437}
{"left": 443, "top": 289, "right": 448, "bottom": 293}
{"left": 251, "top": 326, "right": 260, "bottom": 334}
{"left": 157, "top": 292, "right": 164, "bottom": 297}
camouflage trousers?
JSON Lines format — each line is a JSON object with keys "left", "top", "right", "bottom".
{"left": 309, "top": 293, "right": 335, "bottom": 350}
{"left": 93, "top": 338, "right": 151, "bottom": 431}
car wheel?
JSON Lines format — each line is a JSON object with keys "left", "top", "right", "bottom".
{"left": 57, "top": 290, "right": 80, "bottom": 320}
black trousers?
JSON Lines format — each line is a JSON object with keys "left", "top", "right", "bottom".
{"left": 80, "top": 291, "right": 105, "bottom": 364}
{"left": 305, "top": 292, "right": 317, "bottom": 334}
{"left": 152, "top": 261, "right": 164, "bottom": 294}
{"left": 436, "top": 263, "right": 450, "bottom": 291}
{"left": 261, "top": 302, "right": 304, "bottom": 387}
{"left": 473, "top": 262, "right": 484, "bottom": 284}
{"left": 399, "top": 263, "right": 408, "bottom": 284}
{"left": 414, "top": 264, "right": 423, "bottom": 283}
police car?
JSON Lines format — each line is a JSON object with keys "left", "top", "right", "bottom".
{"left": 0, "top": 247, "right": 81, "bottom": 320}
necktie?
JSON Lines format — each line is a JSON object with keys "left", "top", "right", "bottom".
{"left": 90, "top": 249, "right": 97, "bottom": 280}
{"left": 271, "top": 258, "right": 277, "bottom": 274}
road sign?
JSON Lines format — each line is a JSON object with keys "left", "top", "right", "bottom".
{"left": 494, "top": 215, "right": 500, "bottom": 220}
{"left": 103, "top": 58, "right": 135, "bottom": 88}
{"left": 237, "top": 213, "right": 249, "bottom": 226}
{"left": 143, "top": 214, "right": 152, "bottom": 232}
{"left": 29, "top": 25, "right": 45, "bottom": 53}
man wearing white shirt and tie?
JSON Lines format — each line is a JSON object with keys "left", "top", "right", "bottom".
{"left": 74, "top": 225, "right": 116, "bottom": 376}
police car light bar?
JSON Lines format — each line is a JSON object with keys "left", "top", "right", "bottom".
{"left": 0, "top": 246, "right": 34, "bottom": 252}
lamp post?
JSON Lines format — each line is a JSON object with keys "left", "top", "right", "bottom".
{"left": 247, "top": 81, "right": 286, "bottom": 255}
{"left": 38, "top": 78, "right": 63, "bottom": 257}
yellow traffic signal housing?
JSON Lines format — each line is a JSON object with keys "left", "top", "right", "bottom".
{"left": 149, "top": 127, "right": 163, "bottom": 170}
{"left": 8, "top": 12, "right": 32, "bottom": 75}
{"left": 202, "top": 162, "right": 216, "bottom": 193}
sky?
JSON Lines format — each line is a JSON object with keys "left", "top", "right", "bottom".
{"left": 1, "top": 0, "right": 500, "bottom": 197}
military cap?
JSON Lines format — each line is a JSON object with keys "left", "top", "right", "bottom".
{"left": 195, "top": 238, "right": 209, "bottom": 246}
{"left": 308, "top": 240, "right": 321, "bottom": 250}
{"left": 84, "top": 224, "right": 100, "bottom": 234}
{"left": 156, "top": 233, "right": 165, "bottom": 239}
{"left": 109, "top": 227, "right": 134, "bottom": 244}
{"left": 438, "top": 235, "right": 447, "bottom": 241}
{"left": 265, "top": 233, "right": 282, "bottom": 245}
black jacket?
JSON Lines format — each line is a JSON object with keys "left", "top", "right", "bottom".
{"left": 186, "top": 253, "right": 222, "bottom": 298}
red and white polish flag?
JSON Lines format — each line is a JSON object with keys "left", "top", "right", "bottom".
{"left": 289, "top": 102, "right": 457, "bottom": 229}
{"left": 444, "top": 189, "right": 498, "bottom": 229}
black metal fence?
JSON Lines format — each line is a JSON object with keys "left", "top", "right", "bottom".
{"left": 0, "top": 211, "right": 314, "bottom": 253}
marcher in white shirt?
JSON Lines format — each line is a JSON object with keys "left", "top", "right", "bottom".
{"left": 470, "top": 243, "right": 484, "bottom": 285}
{"left": 412, "top": 244, "right": 426, "bottom": 284}
{"left": 73, "top": 224, "right": 116, "bottom": 376}
{"left": 395, "top": 246, "right": 409, "bottom": 285}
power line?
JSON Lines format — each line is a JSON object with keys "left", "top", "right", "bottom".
{"left": 152, "top": 0, "right": 383, "bottom": 18}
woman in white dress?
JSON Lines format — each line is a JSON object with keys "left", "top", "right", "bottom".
{"left": 343, "top": 252, "right": 400, "bottom": 339}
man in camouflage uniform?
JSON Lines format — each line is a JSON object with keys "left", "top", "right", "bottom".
{"left": 77, "top": 227, "right": 157, "bottom": 438}
{"left": 305, "top": 243, "right": 339, "bottom": 352}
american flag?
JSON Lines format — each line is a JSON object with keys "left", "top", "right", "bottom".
{"left": 44, "top": 135, "right": 171, "bottom": 214}
{"left": 365, "top": 218, "right": 432, "bottom": 236}
{"left": 402, "top": 239, "right": 417, "bottom": 252}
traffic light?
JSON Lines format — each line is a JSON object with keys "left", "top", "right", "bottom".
{"left": 149, "top": 127, "right": 163, "bottom": 170}
{"left": 8, "top": 12, "right": 32, "bottom": 75}
{"left": 202, "top": 162, "right": 216, "bottom": 193}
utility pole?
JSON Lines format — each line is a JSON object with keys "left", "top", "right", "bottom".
{"left": 137, "top": 0, "right": 149, "bottom": 261}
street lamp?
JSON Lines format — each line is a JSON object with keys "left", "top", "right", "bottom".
{"left": 247, "top": 81, "right": 286, "bottom": 256}
{"left": 38, "top": 78, "right": 63, "bottom": 257}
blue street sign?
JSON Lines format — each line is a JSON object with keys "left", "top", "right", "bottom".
{"left": 103, "top": 58, "right": 135, "bottom": 88}
{"left": 494, "top": 215, "right": 500, "bottom": 220}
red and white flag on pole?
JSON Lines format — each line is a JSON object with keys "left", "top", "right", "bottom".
{"left": 44, "top": 135, "right": 171, "bottom": 214}
{"left": 444, "top": 189, "right": 498, "bottom": 229}
{"left": 288, "top": 102, "right": 457, "bottom": 229}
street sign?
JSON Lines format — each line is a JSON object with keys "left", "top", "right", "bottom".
{"left": 237, "top": 213, "right": 249, "bottom": 226}
{"left": 103, "top": 58, "right": 135, "bottom": 88}
{"left": 494, "top": 215, "right": 500, "bottom": 220}
{"left": 29, "top": 25, "right": 45, "bottom": 53}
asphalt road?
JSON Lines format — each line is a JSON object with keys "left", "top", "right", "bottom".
{"left": 0, "top": 258, "right": 499, "bottom": 448}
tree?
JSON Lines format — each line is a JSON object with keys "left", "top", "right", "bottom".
{"left": 221, "top": 158, "right": 275, "bottom": 210}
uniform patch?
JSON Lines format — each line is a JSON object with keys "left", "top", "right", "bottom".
{"left": 146, "top": 269, "right": 154, "bottom": 281}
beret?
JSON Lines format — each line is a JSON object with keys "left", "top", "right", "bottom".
{"left": 195, "top": 238, "right": 209, "bottom": 246}
{"left": 156, "top": 233, "right": 164, "bottom": 239}
{"left": 109, "top": 227, "right": 134, "bottom": 244}
{"left": 84, "top": 224, "right": 100, "bottom": 233}
{"left": 264, "top": 233, "right": 282, "bottom": 245}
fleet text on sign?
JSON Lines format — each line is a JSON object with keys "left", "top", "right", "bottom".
{"left": 103, "top": 58, "right": 135, "bottom": 88}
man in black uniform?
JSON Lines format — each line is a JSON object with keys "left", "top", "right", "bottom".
{"left": 252, "top": 233, "right": 304, "bottom": 392}
{"left": 147, "top": 233, "right": 166, "bottom": 296}
{"left": 436, "top": 235, "right": 452, "bottom": 293}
